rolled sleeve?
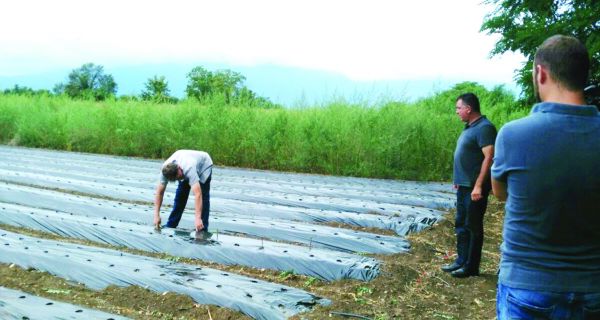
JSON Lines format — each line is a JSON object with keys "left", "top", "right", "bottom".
{"left": 478, "top": 124, "right": 497, "bottom": 148}
{"left": 159, "top": 173, "right": 168, "bottom": 185}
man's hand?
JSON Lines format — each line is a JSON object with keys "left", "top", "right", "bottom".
{"left": 195, "top": 217, "right": 204, "bottom": 232}
{"left": 471, "top": 185, "right": 483, "bottom": 201}
{"left": 154, "top": 215, "right": 162, "bottom": 229}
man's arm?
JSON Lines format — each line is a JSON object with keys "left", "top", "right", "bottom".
{"left": 153, "top": 183, "right": 167, "bottom": 228}
{"left": 191, "top": 183, "right": 204, "bottom": 231}
{"left": 471, "top": 145, "right": 494, "bottom": 201}
{"left": 492, "top": 178, "right": 507, "bottom": 201}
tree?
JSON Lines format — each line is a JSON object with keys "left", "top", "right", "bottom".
{"left": 141, "top": 75, "right": 176, "bottom": 103}
{"left": 185, "top": 66, "right": 245, "bottom": 102}
{"left": 185, "top": 66, "right": 213, "bottom": 100}
{"left": 481, "top": 0, "right": 600, "bottom": 103}
{"left": 3, "top": 85, "right": 51, "bottom": 96}
{"left": 235, "top": 87, "right": 280, "bottom": 108}
{"left": 54, "top": 63, "right": 117, "bottom": 100}
{"left": 211, "top": 69, "right": 246, "bottom": 103}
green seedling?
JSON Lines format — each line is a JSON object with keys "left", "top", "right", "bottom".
{"left": 356, "top": 286, "right": 373, "bottom": 296}
{"left": 303, "top": 277, "right": 318, "bottom": 287}
{"left": 166, "top": 256, "right": 181, "bottom": 263}
{"left": 45, "top": 289, "right": 71, "bottom": 295}
{"left": 278, "top": 269, "right": 295, "bottom": 280}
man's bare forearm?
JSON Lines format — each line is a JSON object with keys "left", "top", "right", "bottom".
{"left": 154, "top": 196, "right": 163, "bottom": 216}
{"left": 194, "top": 193, "right": 202, "bottom": 219}
{"left": 154, "top": 184, "right": 166, "bottom": 216}
{"left": 192, "top": 183, "right": 203, "bottom": 219}
{"left": 475, "top": 154, "right": 493, "bottom": 189}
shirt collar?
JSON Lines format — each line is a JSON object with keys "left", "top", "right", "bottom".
{"left": 465, "top": 115, "right": 486, "bottom": 129}
{"left": 532, "top": 102, "right": 599, "bottom": 117}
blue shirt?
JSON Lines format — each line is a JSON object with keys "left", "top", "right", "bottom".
{"left": 453, "top": 116, "right": 497, "bottom": 187}
{"left": 492, "top": 102, "right": 600, "bottom": 292}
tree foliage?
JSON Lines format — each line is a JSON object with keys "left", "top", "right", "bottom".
{"left": 185, "top": 67, "right": 246, "bottom": 102}
{"left": 481, "top": 0, "right": 600, "bottom": 103}
{"left": 2, "top": 85, "right": 51, "bottom": 96}
{"left": 54, "top": 63, "right": 117, "bottom": 101}
{"left": 185, "top": 66, "right": 279, "bottom": 108}
{"left": 141, "top": 75, "right": 176, "bottom": 103}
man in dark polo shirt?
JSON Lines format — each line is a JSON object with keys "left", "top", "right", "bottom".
{"left": 442, "top": 93, "right": 496, "bottom": 278}
{"left": 492, "top": 35, "right": 600, "bottom": 319}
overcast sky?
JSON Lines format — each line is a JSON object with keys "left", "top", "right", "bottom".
{"left": 0, "top": 0, "right": 526, "bottom": 104}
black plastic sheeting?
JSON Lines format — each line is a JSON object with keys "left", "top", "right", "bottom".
{"left": 0, "top": 166, "right": 441, "bottom": 235}
{"left": 0, "top": 146, "right": 452, "bottom": 234}
{"left": 0, "top": 202, "right": 381, "bottom": 281}
{"left": 0, "top": 229, "right": 330, "bottom": 320}
{"left": 0, "top": 286, "right": 130, "bottom": 320}
{"left": 0, "top": 182, "right": 411, "bottom": 254}
{"left": 0, "top": 163, "right": 451, "bottom": 212}
{"left": 0, "top": 146, "right": 453, "bottom": 205}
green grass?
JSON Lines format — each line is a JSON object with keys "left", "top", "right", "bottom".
{"left": 0, "top": 82, "right": 528, "bottom": 181}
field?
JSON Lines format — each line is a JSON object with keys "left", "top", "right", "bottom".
{"left": 0, "top": 85, "right": 518, "bottom": 319}
{"left": 0, "top": 145, "right": 506, "bottom": 320}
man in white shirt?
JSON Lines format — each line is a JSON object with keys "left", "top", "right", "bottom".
{"left": 153, "top": 150, "right": 213, "bottom": 231}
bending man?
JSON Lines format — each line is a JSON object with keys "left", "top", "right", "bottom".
{"left": 154, "top": 150, "right": 213, "bottom": 231}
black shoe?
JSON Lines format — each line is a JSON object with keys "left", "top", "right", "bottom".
{"left": 441, "top": 262, "right": 463, "bottom": 273}
{"left": 450, "top": 267, "right": 479, "bottom": 278}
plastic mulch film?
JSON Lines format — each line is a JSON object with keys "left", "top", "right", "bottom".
{"left": 0, "top": 179, "right": 439, "bottom": 239}
{"left": 0, "top": 229, "right": 330, "bottom": 320}
{"left": 0, "top": 182, "right": 411, "bottom": 254}
{"left": 0, "top": 202, "right": 381, "bottom": 281}
{"left": 0, "top": 286, "right": 130, "bottom": 320}
{"left": 0, "top": 164, "right": 452, "bottom": 213}
{"left": 0, "top": 145, "right": 452, "bottom": 193}
{"left": 0, "top": 145, "right": 453, "bottom": 210}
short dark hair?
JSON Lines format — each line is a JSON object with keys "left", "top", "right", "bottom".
{"left": 456, "top": 93, "right": 480, "bottom": 113}
{"left": 162, "top": 163, "right": 179, "bottom": 181}
{"left": 534, "top": 35, "right": 589, "bottom": 91}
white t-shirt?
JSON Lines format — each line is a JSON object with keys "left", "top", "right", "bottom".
{"left": 160, "top": 150, "right": 213, "bottom": 186}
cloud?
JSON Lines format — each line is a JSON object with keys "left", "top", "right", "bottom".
{"left": 0, "top": 0, "right": 524, "bottom": 82}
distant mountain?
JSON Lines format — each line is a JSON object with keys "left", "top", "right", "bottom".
{"left": 0, "top": 63, "right": 517, "bottom": 106}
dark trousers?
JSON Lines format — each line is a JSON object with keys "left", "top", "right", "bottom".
{"left": 166, "top": 175, "right": 211, "bottom": 230}
{"left": 455, "top": 186, "right": 489, "bottom": 272}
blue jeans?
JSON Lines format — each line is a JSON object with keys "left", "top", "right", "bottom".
{"left": 166, "top": 175, "right": 211, "bottom": 230}
{"left": 455, "top": 186, "right": 489, "bottom": 272}
{"left": 497, "top": 283, "right": 600, "bottom": 319}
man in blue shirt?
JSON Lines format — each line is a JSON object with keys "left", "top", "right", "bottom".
{"left": 442, "top": 93, "right": 496, "bottom": 278}
{"left": 492, "top": 35, "right": 600, "bottom": 319}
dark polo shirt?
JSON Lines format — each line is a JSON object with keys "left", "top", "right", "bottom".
{"left": 453, "top": 116, "right": 497, "bottom": 188}
{"left": 492, "top": 102, "right": 600, "bottom": 292}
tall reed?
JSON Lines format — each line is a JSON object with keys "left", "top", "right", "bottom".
{"left": 0, "top": 83, "right": 525, "bottom": 181}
